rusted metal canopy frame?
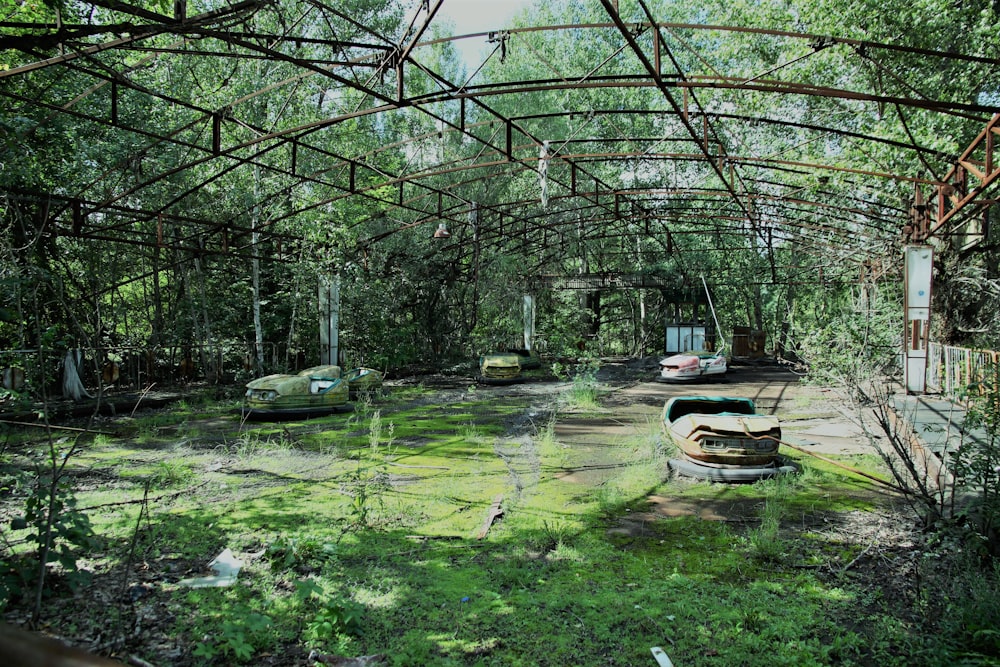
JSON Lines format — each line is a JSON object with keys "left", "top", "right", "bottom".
{"left": 1, "top": 26, "right": 976, "bottom": 256}
{"left": 1, "top": 4, "right": 997, "bottom": 273}
{"left": 924, "top": 113, "right": 1000, "bottom": 240}
{"left": 244, "top": 19, "right": 1000, "bottom": 258}
{"left": 5, "top": 9, "right": 631, "bottom": 260}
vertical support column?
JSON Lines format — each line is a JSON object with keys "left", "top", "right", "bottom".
{"left": 319, "top": 274, "right": 340, "bottom": 366}
{"left": 72, "top": 200, "right": 84, "bottom": 235}
{"left": 904, "top": 245, "right": 934, "bottom": 394}
{"left": 212, "top": 112, "right": 222, "bottom": 155}
{"left": 505, "top": 120, "right": 512, "bottom": 161}
{"left": 652, "top": 27, "right": 660, "bottom": 77}
{"left": 522, "top": 294, "right": 535, "bottom": 351}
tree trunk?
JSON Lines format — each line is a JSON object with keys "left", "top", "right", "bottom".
{"left": 252, "top": 170, "right": 264, "bottom": 375}
{"left": 776, "top": 286, "right": 795, "bottom": 359}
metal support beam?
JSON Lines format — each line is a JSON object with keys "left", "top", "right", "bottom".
{"left": 925, "top": 113, "right": 1000, "bottom": 238}
{"left": 212, "top": 112, "right": 222, "bottom": 155}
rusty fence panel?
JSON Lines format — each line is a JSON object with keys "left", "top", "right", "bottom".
{"left": 1, "top": 342, "right": 302, "bottom": 395}
{"left": 927, "top": 342, "right": 999, "bottom": 399}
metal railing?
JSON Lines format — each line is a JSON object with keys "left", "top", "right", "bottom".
{"left": 1, "top": 341, "right": 305, "bottom": 392}
{"left": 927, "top": 342, "right": 999, "bottom": 399}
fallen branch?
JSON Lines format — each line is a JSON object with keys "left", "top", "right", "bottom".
{"left": 130, "top": 383, "right": 157, "bottom": 418}
{"left": 476, "top": 494, "right": 504, "bottom": 539}
{"left": 840, "top": 539, "right": 879, "bottom": 574}
{"left": 0, "top": 419, "right": 115, "bottom": 436}
{"left": 77, "top": 482, "right": 207, "bottom": 513}
{"left": 779, "top": 439, "right": 907, "bottom": 493}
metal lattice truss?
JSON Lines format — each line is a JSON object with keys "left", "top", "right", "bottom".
{"left": 2, "top": 0, "right": 998, "bottom": 286}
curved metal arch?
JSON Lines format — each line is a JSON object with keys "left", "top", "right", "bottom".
{"left": 421, "top": 20, "right": 1000, "bottom": 70}
{"left": 51, "top": 27, "right": 966, "bottom": 228}
{"left": 28, "top": 28, "right": 979, "bottom": 225}
{"left": 2, "top": 0, "right": 996, "bottom": 277}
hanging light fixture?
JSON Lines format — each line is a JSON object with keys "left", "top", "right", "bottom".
{"left": 433, "top": 221, "right": 451, "bottom": 239}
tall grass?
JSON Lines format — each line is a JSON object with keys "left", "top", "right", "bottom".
{"left": 561, "top": 371, "right": 600, "bottom": 411}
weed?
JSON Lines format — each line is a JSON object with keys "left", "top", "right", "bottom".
{"left": 304, "top": 598, "right": 365, "bottom": 642}
{"left": 132, "top": 425, "right": 162, "bottom": 445}
{"left": 552, "top": 357, "right": 602, "bottom": 411}
{"left": 192, "top": 612, "right": 273, "bottom": 664}
{"left": 232, "top": 431, "right": 271, "bottom": 459}
{"left": 536, "top": 416, "right": 569, "bottom": 467}
{"left": 149, "top": 459, "right": 193, "bottom": 488}
{"left": 748, "top": 499, "right": 784, "bottom": 561}
{"left": 292, "top": 579, "right": 365, "bottom": 652}
{"left": 563, "top": 376, "right": 600, "bottom": 411}
{"left": 344, "top": 410, "right": 394, "bottom": 530}
{"left": 530, "top": 520, "right": 572, "bottom": 554}
{"left": 595, "top": 484, "right": 626, "bottom": 518}
{"left": 1, "top": 438, "right": 98, "bottom": 617}
{"left": 458, "top": 422, "right": 485, "bottom": 445}
{"left": 265, "top": 535, "right": 338, "bottom": 572}
{"left": 746, "top": 476, "right": 793, "bottom": 562}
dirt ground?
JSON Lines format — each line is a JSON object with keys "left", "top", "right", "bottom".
{"left": 459, "top": 357, "right": 886, "bottom": 519}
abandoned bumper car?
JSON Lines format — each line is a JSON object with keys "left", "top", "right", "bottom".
{"left": 344, "top": 366, "right": 384, "bottom": 398}
{"left": 478, "top": 353, "right": 522, "bottom": 385}
{"left": 510, "top": 348, "right": 541, "bottom": 370}
{"left": 657, "top": 350, "right": 727, "bottom": 382}
{"left": 661, "top": 396, "right": 797, "bottom": 482}
{"left": 242, "top": 365, "right": 354, "bottom": 419}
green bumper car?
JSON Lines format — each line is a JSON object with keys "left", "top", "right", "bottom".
{"left": 478, "top": 353, "right": 522, "bottom": 385}
{"left": 242, "top": 364, "right": 351, "bottom": 420}
{"left": 510, "top": 348, "right": 541, "bottom": 370}
{"left": 344, "top": 367, "right": 384, "bottom": 398}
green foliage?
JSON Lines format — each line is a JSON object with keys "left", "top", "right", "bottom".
{"left": 797, "top": 283, "right": 901, "bottom": 393}
{"left": 304, "top": 597, "right": 365, "bottom": 643}
{"left": 265, "top": 535, "right": 339, "bottom": 572}
{"left": 953, "top": 371, "right": 1000, "bottom": 555}
{"left": 191, "top": 612, "right": 273, "bottom": 664}
{"left": 914, "top": 544, "right": 1000, "bottom": 662}
{"left": 291, "top": 579, "right": 365, "bottom": 652}
{"left": 1, "top": 454, "right": 97, "bottom": 609}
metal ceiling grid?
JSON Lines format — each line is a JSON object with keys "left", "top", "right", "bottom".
{"left": 0, "top": 0, "right": 997, "bottom": 284}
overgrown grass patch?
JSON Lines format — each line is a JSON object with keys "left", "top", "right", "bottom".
{"left": 3, "top": 383, "right": 993, "bottom": 666}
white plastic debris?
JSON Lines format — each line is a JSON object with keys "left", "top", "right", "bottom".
{"left": 651, "top": 646, "right": 674, "bottom": 667}
{"left": 178, "top": 548, "right": 243, "bottom": 588}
